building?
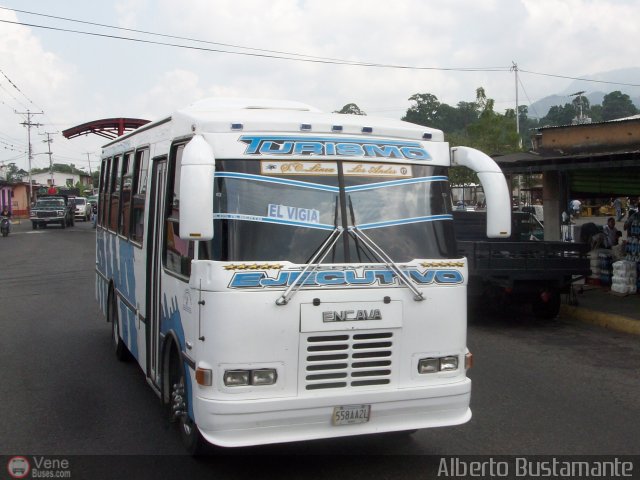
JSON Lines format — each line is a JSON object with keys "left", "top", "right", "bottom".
{"left": 0, "top": 180, "right": 30, "bottom": 218}
{"left": 23, "top": 171, "right": 92, "bottom": 189}
{"left": 495, "top": 115, "right": 640, "bottom": 240}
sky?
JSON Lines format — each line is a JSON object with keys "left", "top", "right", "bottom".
{"left": 1, "top": 0, "right": 639, "bottom": 174}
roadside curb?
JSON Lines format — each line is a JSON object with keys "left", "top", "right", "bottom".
{"left": 561, "top": 304, "right": 640, "bottom": 336}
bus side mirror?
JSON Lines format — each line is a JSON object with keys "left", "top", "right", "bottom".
{"left": 179, "top": 135, "right": 215, "bottom": 241}
{"left": 451, "top": 146, "right": 511, "bottom": 238}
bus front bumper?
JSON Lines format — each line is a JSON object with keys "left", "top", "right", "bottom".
{"left": 194, "top": 378, "right": 471, "bottom": 447}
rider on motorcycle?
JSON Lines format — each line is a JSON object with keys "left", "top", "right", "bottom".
{"left": 0, "top": 207, "right": 11, "bottom": 234}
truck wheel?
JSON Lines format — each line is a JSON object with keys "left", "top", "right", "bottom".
{"left": 32, "top": 222, "right": 38, "bottom": 230}
{"left": 61, "top": 220, "right": 66, "bottom": 229}
{"left": 108, "top": 290, "right": 128, "bottom": 361}
{"left": 532, "top": 290, "right": 561, "bottom": 320}
{"left": 168, "top": 348, "right": 208, "bottom": 455}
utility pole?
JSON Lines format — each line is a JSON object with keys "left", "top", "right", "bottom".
{"left": 84, "top": 152, "right": 93, "bottom": 177}
{"left": 40, "top": 132, "right": 55, "bottom": 186}
{"left": 511, "top": 61, "right": 520, "bottom": 137}
{"left": 16, "top": 110, "right": 44, "bottom": 207}
{"left": 84, "top": 152, "right": 95, "bottom": 195}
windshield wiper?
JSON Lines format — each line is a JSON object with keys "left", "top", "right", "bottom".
{"left": 348, "top": 226, "right": 425, "bottom": 301}
{"left": 275, "top": 226, "right": 343, "bottom": 306}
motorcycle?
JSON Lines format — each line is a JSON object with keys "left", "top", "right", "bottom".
{"left": 0, "top": 216, "right": 10, "bottom": 237}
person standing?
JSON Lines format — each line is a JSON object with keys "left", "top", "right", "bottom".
{"left": 603, "top": 217, "right": 620, "bottom": 248}
{"left": 570, "top": 199, "right": 582, "bottom": 218}
{"left": 613, "top": 197, "right": 623, "bottom": 221}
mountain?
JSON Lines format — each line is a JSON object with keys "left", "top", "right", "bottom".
{"left": 527, "top": 67, "right": 640, "bottom": 119}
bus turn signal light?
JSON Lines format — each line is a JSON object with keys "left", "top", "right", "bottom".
{"left": 195, "top": 367, "right": 212, "bottom": 386}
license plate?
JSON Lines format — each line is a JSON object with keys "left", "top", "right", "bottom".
{"left": 332, "top": 404, "right": 371, "bottom": 426}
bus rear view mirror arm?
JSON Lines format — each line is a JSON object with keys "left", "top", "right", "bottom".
{"left": 450, "top": 146, "right": 511, "bottom": 238}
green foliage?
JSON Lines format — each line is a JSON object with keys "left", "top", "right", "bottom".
{"left": 334, "top": 103, "right": 366, "bottom": 115}
{"left": 92, "top": 170, "right": 100, "bottom": 188}
{"left": 31, "top": 163, "right": 85, "bottom": 175}
{"left": 401, "top": 87, "right": 523, "bottom": 185}
{"left": 601, "top": 91, "right": 638, "bottom": 121}
{"left": 4, "top": 163, "right": 27, "bottom": 182}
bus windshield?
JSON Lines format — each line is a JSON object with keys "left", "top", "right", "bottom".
{"left": 203, "top": 160, "right": 456, "bottom": 263}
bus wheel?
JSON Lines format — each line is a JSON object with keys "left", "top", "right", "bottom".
{"left": 169, "top": 351, "right": 208, "bottom": 455}
{"left": 108, "top": 290, "right": 128, "bottom": 361}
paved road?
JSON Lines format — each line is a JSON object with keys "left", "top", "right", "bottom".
{"left": 1, "top": 221, "right": 639, "bottom": 477}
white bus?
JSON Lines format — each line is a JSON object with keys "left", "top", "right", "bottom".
{"left": 96, "top": 98, "right": 511, "bottom": 453}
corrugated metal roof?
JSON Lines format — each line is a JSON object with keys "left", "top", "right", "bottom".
{"left": 535, "top": 114, "right": 640, "bottom": 131}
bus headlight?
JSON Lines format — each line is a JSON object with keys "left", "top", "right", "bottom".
{"left": 417, "top": 358, "right": 439, "bottom": 374}
{"left": 223, "top": 368, "right": 278, "bottom": 386}
{"left": 224, "top": 370, "right": 250, "bottom": 386}
{"left": 251, "top": 369, "right": 277, "bottom": 386}
{"left": 418, "top": 355, "right": 459, "bottom": 374}
{"left": 439, "top": 356, "right": 459, "bottom": 371}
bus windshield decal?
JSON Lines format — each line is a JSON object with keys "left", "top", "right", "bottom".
{"left": 216, "top": 171, "right": 339, "bottom": 192}
{"left": 229, "top": 267, "right": 464, "bottom": 289}
{"left": 213, "top": 212, "right": 335, "bottom": 230}
{"left": 261, "top": 161, "right": 338, "bottom": 176}
{"left": 345, "top": 175, "right": 448, "bottom": 193}
{"left": 239, "top": 135, "right": 431, "bottom": 161}
{"left": 267, "top": 204, "right": 321, "bottom": 224}
{"left": 353, "top": 214, "right": 454, "bottom": 231}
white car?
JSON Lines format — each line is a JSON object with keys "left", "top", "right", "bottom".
{"left": 73, "top": 197, "right": 91, "bottom": 221}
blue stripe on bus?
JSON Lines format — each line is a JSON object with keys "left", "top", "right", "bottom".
{"left": 345, "top": 176, "right": 448, "bottom": 192}
{"left": 215, "top": 172, "right": 339, "bottom": 192}
{"left": 353, "top": 214, "right": 453, "bottom": 230}
{"left": 213, "top": 213, "right": 336, "bottom": 230}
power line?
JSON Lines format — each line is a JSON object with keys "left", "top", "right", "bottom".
{"left": 0, "top": 18, "right": 510, "bottom": 73}
{"left": 3, "top": 7, "right": 639, "bottom": 88}
{"left": 1, "top": 6, "right": 511, "bottom": 71}
{"left": 0, "top": 67, "right": 44, "bottom": 110}
{"left": 519, "top": 68, "right": 640, "bottom": 88}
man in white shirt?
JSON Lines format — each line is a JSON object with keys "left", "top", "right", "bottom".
{"left": 570, "top": 199, "right": 582, "bottom": 218}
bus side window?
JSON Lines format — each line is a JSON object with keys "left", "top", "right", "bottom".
{"left": 118, "top": 152, "right": 132, "bottom": 237}
{"left": 131, "top": 148, "right": 149, "bottom": 244}
{"left": 163, "top": 143, "right": 193, "bottom": 278}
{"left": 98, "top": 157, "right": 109, "bottom": 226}
{"left": 108, "top": 155, "right": 121, "bottom": 232}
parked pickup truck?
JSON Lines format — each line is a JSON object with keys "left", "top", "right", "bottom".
{"left": 454, "top": 210, "right": 591, "bottom": 319}
{"left": 30, "top": 195, "right": 75, "bottom": 229}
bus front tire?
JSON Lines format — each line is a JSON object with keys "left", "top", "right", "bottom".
{"left": 108, "top": 290, "right": 128, "bottom": 361}
{"left": 168, "top": 349, "right": 208, "bottom": 455}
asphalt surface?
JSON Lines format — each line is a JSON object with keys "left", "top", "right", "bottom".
{"left": 1, "top": 219, "right": 639, "bottom": 478}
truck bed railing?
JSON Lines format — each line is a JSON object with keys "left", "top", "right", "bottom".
{"left": 457, "top": 240, "right": 591, "bottom": 275}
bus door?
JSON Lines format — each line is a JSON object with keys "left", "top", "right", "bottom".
{"left": 146, "top": 156, "right": 168, "bottom": 386}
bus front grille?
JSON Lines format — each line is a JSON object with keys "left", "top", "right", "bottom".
{"left": 303, "top": 331, "right": 395, "bottom": 391}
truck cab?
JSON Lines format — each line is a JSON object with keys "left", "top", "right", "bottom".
{"left": 30, "top": 195, "right": 75, "bottom": 229}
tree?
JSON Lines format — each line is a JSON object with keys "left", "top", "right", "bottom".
{"left": 601, "top": 90, "right": 638, "bottom": 121}
{"left": 402, "top": 93, "right": 441, "bottom": 126}
{"left": 465, "top": 89, "right": 520, "bottom": 155}
{"left": 334, "top": 103, "right": 366, "bottom": 115}
{"left": 539, "top": 104, "right": 575, "bottom": 127}
{"left": 4, "top": 163, "right": 27, "bottom": 182}
{"left": 517, "top": 105, "right": 540, "bottom": 149}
